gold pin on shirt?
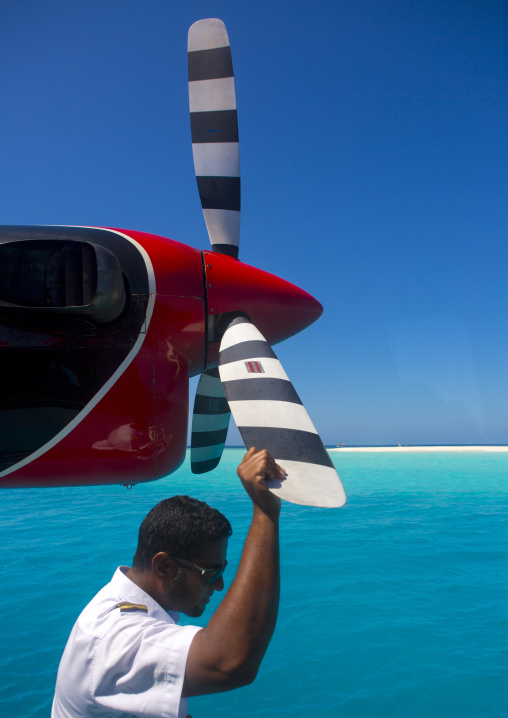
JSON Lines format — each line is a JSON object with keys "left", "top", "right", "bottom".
{"left": 115, "top": 602, "right": 148, "bottom": 613}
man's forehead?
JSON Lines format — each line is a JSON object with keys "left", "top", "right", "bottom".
{"left": 191, "top": 535, "right": 228, "bottom": 565}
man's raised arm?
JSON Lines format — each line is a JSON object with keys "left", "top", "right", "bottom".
{"left": 183, "top": 447, "right": 284, "bottom": 696}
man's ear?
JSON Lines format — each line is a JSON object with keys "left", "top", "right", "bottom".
{"left": 151, "top": 552, "right": 178, "bottom": 581}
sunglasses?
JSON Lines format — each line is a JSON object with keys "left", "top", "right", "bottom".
{"left": 171, "top": 556, "right": 228, "bottom": 585}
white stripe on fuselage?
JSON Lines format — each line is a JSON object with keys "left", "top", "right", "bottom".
{"left": 0, "top": 227, "right": 156, "bottom": 479}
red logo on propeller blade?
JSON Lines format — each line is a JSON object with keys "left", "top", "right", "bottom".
{"left": 245, "top": 361, "right": 264, "bottom": 374}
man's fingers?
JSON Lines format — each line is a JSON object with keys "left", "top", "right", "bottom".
{"left": 259, "top": 455, "right": 286, "bottom": 482}
{"left": 238, "top": 448, "right": 286, "bottom": 485}
{"left": 275, "top": 463, "right": 286, "bottom": 479}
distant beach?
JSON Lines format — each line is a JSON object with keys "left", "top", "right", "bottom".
{"left": 330, "top": 446, "right": 508, "bottom": 452}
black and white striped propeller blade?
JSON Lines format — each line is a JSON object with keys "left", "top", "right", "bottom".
{"left": 191, "top": 368, "right": 231, "bottom": 474}
{"left": 188, "top": 18, "right": 240, "bottom": 258}
{"left": 218, "top": 317, "right": 346, "bottom": 508}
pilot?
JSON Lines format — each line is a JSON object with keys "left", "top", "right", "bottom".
{"left": 52, "top": 447, "right": 285, "bottom": 718}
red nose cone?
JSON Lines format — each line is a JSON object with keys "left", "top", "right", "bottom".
{"left": 204, "top": 252, "right": 322, "bottom": 366}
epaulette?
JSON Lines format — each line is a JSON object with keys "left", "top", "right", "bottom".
{"left": 116, "top": 602, "right": 148, "bottom": 613}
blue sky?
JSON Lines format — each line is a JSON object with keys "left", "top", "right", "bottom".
{"left": 1, "top": 0, "right": 507, "bottom": 446}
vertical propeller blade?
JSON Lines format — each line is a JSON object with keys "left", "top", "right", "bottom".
{"left": 188, "top": 18, "right": 240, "bottom": 258}
{"left": 218, "top": 317, "right": 346, "bottom": 508}
{"left": 191, "top": 368, "right": 231, "bottom": 473}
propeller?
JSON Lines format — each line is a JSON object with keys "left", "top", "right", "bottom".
{"left": 188, "top": 19, "right": 346, "bottom": 507}
{"left": 190, "top": 368, "right": 230, "bottom": 474}
{"left": 218, "top": 316, "right": 346, "bottom": 507}
{"left": 188, "top": 18, "right": 240, "bottom": 258}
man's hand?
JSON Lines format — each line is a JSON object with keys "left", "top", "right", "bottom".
{"left": 237, "top": 448, "right": 286, "bottom": 517}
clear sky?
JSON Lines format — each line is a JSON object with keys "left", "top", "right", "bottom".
{"left": 1, "top": 0, "right": 507, "bottom": 446}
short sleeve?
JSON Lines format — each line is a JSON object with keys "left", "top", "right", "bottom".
{"left": 91, "top": 613, "right": 202, "bottom": 718}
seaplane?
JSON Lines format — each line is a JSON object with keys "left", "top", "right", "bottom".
{"left": 0, "top": 19, "right": 345, "bottom": 508}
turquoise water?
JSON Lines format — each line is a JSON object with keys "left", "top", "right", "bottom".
{"left": 1, "top": 449, "right": 507, "bottom": 717}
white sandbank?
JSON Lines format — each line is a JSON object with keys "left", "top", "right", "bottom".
{"left": 329, "top": 446, "right": 508, "bottom": 453}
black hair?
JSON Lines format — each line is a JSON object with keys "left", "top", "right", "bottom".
{"left": 132, "top": 495, "right": 232, "bottom": 571}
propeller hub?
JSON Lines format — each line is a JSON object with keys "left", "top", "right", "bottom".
{"left": 203, "top": 251, "right": 322, "bottom": 369}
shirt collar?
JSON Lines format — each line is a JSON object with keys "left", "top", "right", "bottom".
{"left": 111, "top": 566, "right": 181, "bottom": 624}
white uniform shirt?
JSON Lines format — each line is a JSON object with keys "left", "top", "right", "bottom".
{"left": 52, "top": 566, "right": 202, "bottom": 718}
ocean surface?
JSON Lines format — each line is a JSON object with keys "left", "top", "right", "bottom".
{"left": 1, "top": 449, "right": 507, "bottom": 717}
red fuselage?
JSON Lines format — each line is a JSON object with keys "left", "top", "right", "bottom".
{"left": 0, "top": 226, "right": 322, "bottom": 488}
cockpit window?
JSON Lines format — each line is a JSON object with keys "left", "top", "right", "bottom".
{"left": 0, "top": 239, "right": 127, "bottom": 324}
{"left": 0, "top": 240, "right": 97, "bottom": 308}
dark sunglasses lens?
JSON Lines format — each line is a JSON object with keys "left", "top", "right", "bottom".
{"left": 206, "top": 562, "right": 227, "bottom": 585}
